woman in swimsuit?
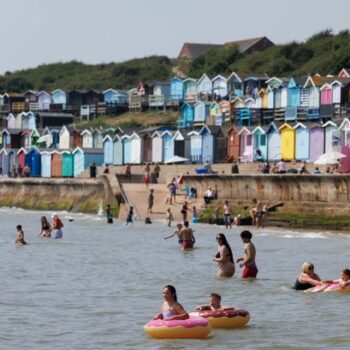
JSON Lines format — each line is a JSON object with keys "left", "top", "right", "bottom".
{"left": 294, "top": 261, "right": 323, "bottom": 291}
{"left": 153, "top": 285, "right": 189, "bottom": 321}
{"left": 213, "top": 233, "right": 235, "bottom": 277}
{"left": 164, "top": 224, "right": 183, "bottom": 244}
{"left": 39, "top": 216, "right": 51, "bottom": 237}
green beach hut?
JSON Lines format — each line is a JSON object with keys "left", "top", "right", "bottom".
{"left": 61, "top": 150, "right": 74, "bottom": 177}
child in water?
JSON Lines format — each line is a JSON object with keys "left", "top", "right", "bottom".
{"left": 326, "top": 268, "right": 350, "bottom": 288}
{"left": 166, "top": 208, "right": 174, "bottom": 227}
{"left": 126, "top": 206, "right": 134, "bottom": 225}
{"left": 15, "top": 225, "right": 27, "bottom": 245}
{"left": 195, "top": 293, "right": 234, "bottom": 311}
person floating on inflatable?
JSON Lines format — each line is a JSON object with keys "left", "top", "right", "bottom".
{"left": 195, "top": 293, "right": 233, "bottom": 312}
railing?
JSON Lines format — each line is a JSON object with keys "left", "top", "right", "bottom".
{"left": 12, "top": 102, "right": 28, "bottom": 112}
{"left": 307, "top": 108, "right": 320, "bottom": 120}
{"left": 148, "top": 95, "right": 165, "bottom": 107}
{"left": 184, "top": 93, "right": 197, "bottom": 104}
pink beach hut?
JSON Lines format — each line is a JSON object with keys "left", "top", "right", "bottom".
{"left": 309, "top": 124, "right": 325, "bottom": 162}
{"left": 238, "top": 127, "right": 253, "bottom": 162}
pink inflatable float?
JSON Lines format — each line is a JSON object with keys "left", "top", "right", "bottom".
{"left": 307, "top": 283, "right": 350, "bottom": 293}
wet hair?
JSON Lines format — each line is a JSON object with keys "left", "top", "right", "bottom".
{"left": 16, "top": 225, "right": 22, "bottom": 230}
{"left": 240, "top": 230, "right": 252, "bottom": 240}
{"left": 210, "top": 293, "right": 221, "bottom": 300}
{"left": 216, "top": 233, "right": 234, "bottom": 263}
{"left": 164, "top": 285, "right": 177, "bottom": 302}
{"left": 301, "top": 261, "right": 314, "bottom": 273}
{"left": 184, "top": 221, "right": 189, "bottom": 227}
{"left": 41, "top": 216, "right": 48, "bottom": 224}
{"left": 342, "top": 269, "right": 350, "bottom": 278}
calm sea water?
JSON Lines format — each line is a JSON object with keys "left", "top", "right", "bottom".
{"left": 0, "top": 208, "right": 349, "bottom": 350}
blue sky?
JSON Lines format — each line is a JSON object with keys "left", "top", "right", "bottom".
{"left": 1, "top": 0, "right": 350, "bottom": 73}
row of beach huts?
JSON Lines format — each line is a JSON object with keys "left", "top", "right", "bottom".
{"left": 2, "top": 69, "right": 350, "bottom": 129}
{"left": 2, "top": 116, "right": 350, "bottom": 177}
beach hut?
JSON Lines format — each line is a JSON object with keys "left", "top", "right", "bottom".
{"left": 25, "top": 147, "right": 41, "bottom": 177}
{"left": 142, "top": 133, "right": 152, "bottom": 163}
{"left": 130, "top": 132, "right": 143, "bottom": 164}
{"left": 279, "top": 123, "right": 295, "bottom": 160}
{"left": 0, "top": 149, "right": 17, "bottom": 176}
{"left": 103, "top": 134, "right": 114, "bottom": 165}
{"left": 103, "top": 89, "right": 128, "bottom": 104}
{"left": 304, "top": 76, "right": 321, "bottom": 120}
{"left": 193, "top": 101, "right": 211, "bottom": 125}
{"left": 59, "top": 126, "right": 71, "bottom": 150}
{"left": 183, "top": 78, "right": 197, "bottom": 103}
{"left": 200, "top": 125, "right": 225, "bottom": 163}
{"left": 73, "top": 147, "right": 104, "bottom": 177}
{"left": 92, "top": 129, "right": 104, "bottom": 149}
{"left": 320, "top": 83, "right": 333, "bottom": 120}
{"left": 294, "top": 123, "right": 309, "bottom": 161}
{"left": 122, "top": 134, "right": 132, "bottom": 164}
{"left": 212, "top": 75, "right": 227, "bottom": 98}
{"left": 226, "top": 126, "right": 240, "bottom": 161}
{"left": 6, "top": 113, "right": 16, "bottom": 129}
{"left": 227, "top": 71, "right": 244, "bottom": 98}
{"left": 113, "top": 134, "right": 124, "bottom": 165}
{"left": 309, "top": 124, "right": 325, "bottom": 162}
{"left": 173, "top": 130, "right": 185, "bottom": 158}
{"left": 323, "top": 121, "right": 339, "bottom": 153}
{"left": 285, "top": 78, "right": 300, "bottom": 121}
{"left": 188, "top": 130, "right": 202, "bottom": 163}
{"left": 196, "top": 74, "right": 212, "bottom": 96}
{"left": 61, "top": 150, "right": 74, "bottom": 177}
{"left": 51, "top": 150, "right": 62, "bottom": 177}
{"left": 209, "top": 102, "right": 222, "bottom": 126}
{"left": 161, "top": 131, "right": 174, "bottom": 163}
{"left": 81, "top": 129, "right": 93, "bottom": 149}
{"left": 17, "top": 148, "right": 27, "bottom": 171}
{"left": 30, "top": 129, "right": 41, "bottom": 147}
{"left": 151, "top": 131, "right": 163, "bottom": 163}
{"left": 177, "top": 103, "right": 194, "bottom": 128}
{"left": 37, "top": 91, "right": 51, "bottom": 110}
{"left": 238, "top": 127, "right": 253, "bottom": 162}
{"left": 170, "top": 77, "right": 184, "bottom": 101}
{"left": 252, "top": 126, "right": 267, "bottom": 161}
{"left": 266, "top": 122, "right": 281, "bottom": 161}
{"left": 51, "top": 89, "right": 67, "bottom": 107}
{"left": 40, "top": 151, "right": 52, "bottom": 178}
{"left": 20, "top": 130, "right": 31, "bottom": 148}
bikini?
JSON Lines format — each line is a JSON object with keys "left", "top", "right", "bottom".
{"left": 162, "top": 303, "right": 177, "bottom": 318}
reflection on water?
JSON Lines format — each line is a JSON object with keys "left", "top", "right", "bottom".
{"left": 0, "top": 209, "right": 350, "bottom": 350}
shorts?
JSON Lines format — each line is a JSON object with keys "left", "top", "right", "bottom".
{"left": 242, "top": 266, "right": 258, "bottom": 278}
{"left": 224, "top": 214, "right": 231, "bottom": 224}
{"left": 54, "top": 229, "right": 63, "bottom": 239}
{"left": 182, "top": 240, "right": 194, "bottom": 249}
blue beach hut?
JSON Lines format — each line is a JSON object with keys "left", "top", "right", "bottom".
{"left": 266, "top": 122, "right": 281, "bottom": 161}
{"left": 161, "top": 130, "right": 174, "bottom": 163}
{"left": 294, "top": 123, "right": 309, "bottom": 161}
{"left": 113, "top": 135, "right": 123, "bottom": 165}
{"left": 200, "top": 125, "right": 215, "bottom": 163}
{"left": 103, "top": 134, "right": 113, "bottom": 165}
{"left": 122, "top": 135, "right": 132, "bottom": 164}
{"left": 61, "top": 150, "right": 74, "bottom": 177}
{"left": 193, "top": 101, "right": 211, "bottom": 125}
{"left": 170, "top": 77, "right": 184, "bottom": 101}
{"left": 25, "top": 147, "right": 41, "bottom": 177}
{"left": 177, "top": 103, "right": 194, "bottom": 128}
{"left": 73, "top": 147, "right": 104, "bottom": 177}
{"left": 252, "top": 126, "right": 268, "bottom": 161}
{"left": 188, "top": 130, "right": 202, "bottom": 163}
{"left": 40, "top": 151, "right": 52, "bottom": 178}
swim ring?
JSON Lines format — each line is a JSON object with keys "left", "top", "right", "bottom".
{"left": 190, "top": 308, "right": 250, "bottom": 329}
{"left": 144, "top": 316, "right": 211, "bottom": 339}
{"left": 307, "top": 283, "right": 350, "bottom": 293}
{"left": 192, "top": 217, "right": 199, "bottom": 224}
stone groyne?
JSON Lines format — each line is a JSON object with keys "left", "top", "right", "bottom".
{"left": 0, "top": 178, "right": 109, "bottom": 213}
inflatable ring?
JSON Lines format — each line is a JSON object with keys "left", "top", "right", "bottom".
{"left": 307, "top": 283, "right": 350, "bottom": 293}
{"left": 190, "top": 308, "right": 250, "bottom": 329}
{"left": 192, "top": 217, "right": 199, "bottom": 224}
{"left": 144, "top": 316, "right": 211, "bottom": 339}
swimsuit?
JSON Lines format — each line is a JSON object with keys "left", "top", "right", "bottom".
{"left": 294, "top": 279, "right": 313, "bottom": 291}
{"left": 182, "top": 240, "right": 194, "bottom": 249}
{"left": 162, "top": 303, "right": 177, "bottom": 319}
{"left": 242, "top": 265, "right": 258, "bottom": 278}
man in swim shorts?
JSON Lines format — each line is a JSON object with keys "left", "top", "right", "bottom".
{"left": 237, "top": 230, "right": 258, "bottom": 278}
{"left": 179, "top": 221, "right": 195, "bottom": 250}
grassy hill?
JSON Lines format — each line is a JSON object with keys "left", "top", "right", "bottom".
{"left": 1, "top": 30, "right": 350, "bottom": 94}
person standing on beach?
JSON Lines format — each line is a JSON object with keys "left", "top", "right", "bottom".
{"left": 147, "top": 189, "right": 154, "bottom": 214}
{"left": 106, "top": 204, "right": 113, "bottom": 224}
{"left": 237, "top": 230, "right": 258, "bottom": 278}
{"left": 89, "top": 162, "right": 97, "bottom": 178}
{"left": 126, "top": 206, "right": 134, "bottom": 225}
{"left": 154, "top": 164, "right": 161, "bottom": 179}
{"left": 51, "top": 214, "right": 64, "bottom": 239}
{"left": 166, "top": 208, "right": 174, "bottom": 227}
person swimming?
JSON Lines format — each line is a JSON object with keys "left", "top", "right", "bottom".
{"left": 153, "top": 285, "right": 189, "bottom": 321}
{"left": 195, "top": 293, "right": 234, "bottom": 312}
{"left": 294, "top": 261, "right": 323, "bottom": 291}
{"left": 15, "top": 225, "right": 27, "bottom": 245}
{"left": 213, "top": 233, "right": 235, "bottom": 277}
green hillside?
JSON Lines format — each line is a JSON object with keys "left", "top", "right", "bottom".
{"left": 1, "top": 30, "right": 350, "bottom": 93}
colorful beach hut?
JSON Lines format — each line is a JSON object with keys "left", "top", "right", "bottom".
{"left": 212, "top": 75, "right": 227, "bottom": 98}
{"left": 73, "top": 147, "right": 104, "bottom": 177}
{"left": 309, "top": 124, "right": 325, "bottom": 162}
{"left": 323, "top": 121, "right": 339, "bottom": 153}
{"left": 25, "top": 147, "right": 41, "bottom": 177}
{"left": 161, "top": 131, "right": 174, "bottom": 163}
{"left": 252, "top": 126, "right": 267, "bottom": 161}
{"left": 226, "top": 126, "right": 240, "bottom": 161}
{"left": 188, "top": 130, "right": 202, "bottom": 163}
{"left": 294, "top": 123, "right": 309, "bottom": 161}
{"left": 266, "top": 122, "right": 281, "bottom": 161}
{"left": 177, "top": 103, "right": 194, "bottom": 128}
{"left": 122, "top": 135, "right": 132, "bottom": 164}
{"left": 170, "top": 77, "right": 184, "bottom": 101}
{"left": 193, "top": 101, "right": 211, "bottom": 125}
{"left": 113, "top": 134, "right": 124, "bottom": 165}
{"left": 173, "top": 130, "right": 185, "bottom": 158}
{"left": 61, "top": 150, "right": 74, "bottom": 177}
{"left": 279, "top": 123, "right": 295, "bottom": 160}
{"left": 0, "top": 149, "right": 17, "bottom": 176}
{"left": 103, "top": 134, "right": 113, "bottom": 165}
{"left": 238, "top": 127, "right": 253, "bottom": 162}
{"left": 17, "top": 148, "right": 27, "bottom": 170}
{"left": 81, "top": 129, "right": 93, "bottom": 149}
{"left": 51, "top": 150, "right": 62, "bottom": 177}
{"left": 151, "top": 131, "right": 163, "bottom": 163}
{"left": 40, "top": 151, "right": 52, "bottom": 178}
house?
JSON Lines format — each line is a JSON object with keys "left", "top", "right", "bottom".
{"left": 177, "top": 103, "right": 194, "bottom": 129}
{"left": 285, "top": 77, "right": 304, "bottom": 121}
{"left": 227, "top": 72, "right": 244, "bottom": 98}
{"left": 51, "top": 89, "right": 67, "bottom": 109}
{"left": 6, "top": 113, "right": 16, "bottom": 129}
{"left": 279, "top": 123, "right": 295, "bottom": 160}
{"left": 92, "top": 129, "right": 104, "bottom": 149}
{"left": 252, "top": 126, "right": 267, "bottom": 161}
{"left": 24, "top": 90, "right": 37, "bottom": 104}
{"left": 303, "top": 75, "right": 324, "bottom": 120}
{"left": 212, "top": 75, "right": 228, "bottom": 98}
{"left": 193, "top": 101, "right": 211, "bottom": 125}
{"left": 200, "top": 125, "right": 226, "bottom": 163}
{"left": 196, "top": 74, "right": 212, "bottom": 97}
{"left": 177, "top": 37, "right": 274, "bottom": 59}
{"left": 338, "top": 68, "right": 350, "bottom": 78}
{"left": 103, "top": 89, "right": 128, "bottom": 104}
{"left": 17, "top": 148, "right": 27, "bottom": 170}
{"left": 129, "top": 132, "right": 143, "bottom": 164}
{"left": 226, "top": 126, "right": 240, "bottom": 161}
{"left": 151, "top": 131, "right": 163, "bottom": 163}
{"left": 188, "top": 130, "right": 202, "bottom": 163}
{"left": 309, "top": 124, "right": 325, "bottom": 162}
{"left": 84, "top": 90, "right": 102, "bottom": 105}
{"left": 34, "top": 112, "right": 74, "bottom": 128}
{"left": 73, "top": 147, "right": 104, "bottom": 177}
{"left": 170, "top": 77, "right": 184, "bottom": 101}
{"left": 266, "top": 122, "right": 281, "bottom": 161}
{"left": 219, "top": 100, "right": 231, "bottom": 123}
{"left": 59, "top": 126, "right": 82, "bottom": 150}
{"left": 30, "top": 129, "right": 41, "bottom": 147}
{"left": 40, "top": 127, "right": 60, "bottom": 148}
{"left": 294, "top": 123, "right": 309, "bottom": 161}
{"left": 19, "top": 111, "right": 36, "bottom": 130}
{"left": 3, "top": 93, "right": 26, "bottom": 112}
{"left": 238, "top": 127, "right": 253, "bottom": 162}
{"left": 122, "top": 134, "right": 132, "bottom": 164}
{"left": 1, "top": 128, "right": 22, "bottom": 149}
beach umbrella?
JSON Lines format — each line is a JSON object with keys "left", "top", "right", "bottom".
{"left": 314, "top": 150, "right": 346, "bottom": 165}
{"left": 164, "top": 155, "right": 189, "bottom": 164}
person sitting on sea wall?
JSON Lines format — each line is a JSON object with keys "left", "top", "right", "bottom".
{"left": 15, "top": 225, "right": 27, "bottom": 245}
{"left": 231, "top": 160, "right": 239, "bottom": 174}
{"left": 294, "top": 261, "right": 324, "bottom": 291}
{"left": 153, "top": 285, "right": 189, "bottom": 321}
{"left": 313, "top": 167, "right": 321, "bottom": 174}
{"left": 195, "top": 293, "right": 234, "bottom": 312}
{"left": 204, "top": 187, "right": 214, "bottom": 204}
{"left": 277, "top": 160, "right": 286, "bottom": 174}
{"left": 106, "top": 204, "right": 113, "bottom": 224}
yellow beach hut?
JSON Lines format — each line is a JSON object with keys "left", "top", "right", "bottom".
{"left": 279, "top": 123, "right": 295, "bottom": 160}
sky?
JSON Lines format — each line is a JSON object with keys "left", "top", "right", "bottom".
{"left": 1, "top": 0, "right": 350, "bottom": 74}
